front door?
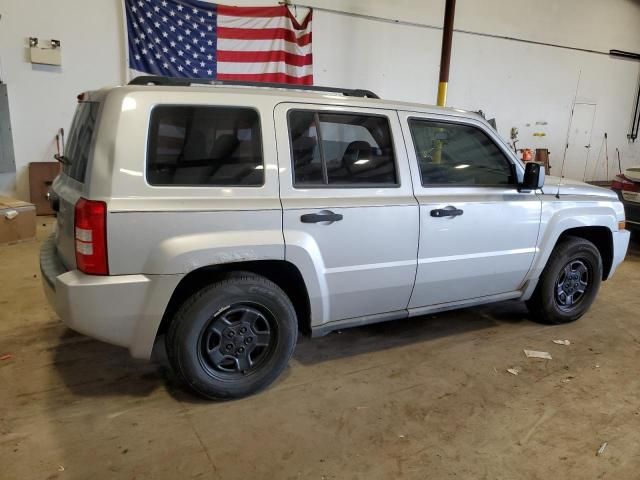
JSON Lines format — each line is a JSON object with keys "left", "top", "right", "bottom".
{"left": 399, "top": 112, "right": 542, "bottom": 308}
{"left": 275, "top": 103, "right": 419, "bottom": 326}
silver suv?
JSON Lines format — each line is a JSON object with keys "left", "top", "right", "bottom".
{"left": 41, "top": 77, "right": 630, "bottom": 399}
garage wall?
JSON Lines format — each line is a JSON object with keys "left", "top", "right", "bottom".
{"left": 1, "top": 0, "right": 639, "bottom": 198}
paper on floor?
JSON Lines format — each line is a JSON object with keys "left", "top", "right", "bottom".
{"left": 524, "top": 349, "right": 552, "bottom": 360}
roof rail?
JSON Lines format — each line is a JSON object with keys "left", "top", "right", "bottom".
{"left": 127, "top": 75, "right": 380, "bottom": 99}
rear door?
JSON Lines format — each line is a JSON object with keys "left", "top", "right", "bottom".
{"left": 275, "top": 103, "right": 419, "bottom": 326}
{"left": 52, "top": 100, "right": 101, "bottom": 269}
{"left": 399, "top": 111, "right": 542, "bottom": 308}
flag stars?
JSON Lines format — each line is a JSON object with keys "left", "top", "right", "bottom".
{"left": 200, "top": 31, "right": 205, "bottom": 38}
{"left": 185, "top": 14, "right": 191, "bottom": 21}
{"left": 163, "top": 62, "right": 169, "bottom": 69}
{"left": 177, "top": 19, "right": 183, "bottom": 26}
{"left": 162, "top": 31, "right": 168, "bottom": 38}
{"left": 185, "top": 29, "right": 191, "bottom": 36}
{"left": 178, "top": 65, "right": 184, "bottom": 71}
{"left": 193, "top": 68, "right": 198, "bottom": 74}
{"left": 192, "top": 7, "right": 198, "bottom": 14}
{"left": 145, "top": 11, "right": 152, "bottom": 18}
{"left": 207, "top": 25, "right": 213, "bottom": 31}
{"left": 207, "top": 40, "right": 213, "bottom": 46}
{"left": 186, "top": 44, "right": 191, "bottom": 51}
{"left": 200, "top": 61, "right": 205, "bottom": 67}
{"left": 177, "top": 35, "right": 183, "bottom": 41}
{"left": 199, "top": 46, "right": 205, "bottom": 52}
{"left": 207, "top": 54, "right": 213, "bottom": 61}
{"left": 200, "top": 16, "right": 204, "bottom": 23}
{"left": 162, "top": 16, "right": 168, "bottom": 22}
{"left": 186, "top": 59, "right": 191, "bottom": 65}
{"left": 207, "top": 69, "right": 213, "bottom": 76}
{"left": 135, "top": 54, "right": 141, "bottom": 60}
{"left": 170, "top": 56, "right": 176, "bottom": 62}
{"left": 153, "top": 6, "right": 159, "bottom": 12}
{"left": 169, "top": 25, "right": 176, "bottom": 32}
{"left": 178, "top": 50, "right": 184, "bottom": 56}
{"left": 154, "top": 21, "right": 160, "bottom": 28}
{"left": 170, "top": 40, "right": 176, "bottom": 47}
{"left": 161, "top": 0, "right": 167, "bottom": 6}
{"left": 177, "top": 4, "right": 183, "bottom": 11}
{"left": 169, "top": 9, "right": 175, "bottom": 16}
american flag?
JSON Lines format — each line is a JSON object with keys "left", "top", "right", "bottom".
{"left": 125, "top": 0, "right": 313, "bottom": 84}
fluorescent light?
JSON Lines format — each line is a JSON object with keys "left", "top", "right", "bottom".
{"left": 354, "top": 159, "right": 369, "bottom": 165}
{"left": 255, "top": 165, "right": 264, "bottom": 169}
{"left": 455, "top": 164, "right": 470, "bottom": 169}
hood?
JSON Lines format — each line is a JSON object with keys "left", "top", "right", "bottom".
{"left": 543, "top": 176, "right": 618, "bottom": 199}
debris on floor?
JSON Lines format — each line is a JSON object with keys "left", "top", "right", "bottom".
{"left": 506, "top": 367, "right": 520, "bottom": 376}
{"left": 58, "top": 465, "right": 65, "bottom": 472}
{"left": 0, "top": 354, "right": 12, "bottom": 361}
{"left": 552, "top": 339, "right": 571, "bottom": 345}
{"left": 561, "top": 376, "right": 575, "bottom": 383}
{"left": 597, "top": 442, "right": 608, "bottom": 456}
{"left": 524, "top": 350, "right": 552, "bottom": 360}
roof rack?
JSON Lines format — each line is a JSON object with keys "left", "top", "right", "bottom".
{"left": 127, "top": 75, "right": 380, "bottom": 99}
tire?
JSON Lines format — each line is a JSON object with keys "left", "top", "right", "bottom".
{"left": 166, "top": 272, "right": 297, "bottom": 400}
{"left": 526, "top": 236, "right": 603, "bottom": 324}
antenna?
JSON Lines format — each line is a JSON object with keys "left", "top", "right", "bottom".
{"left": 557, "top": 70, "right": 582, "bottom": 199}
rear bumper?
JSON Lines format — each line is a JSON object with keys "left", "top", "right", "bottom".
{"left": 40, "top": 234, "right": 182, "bottom": 359}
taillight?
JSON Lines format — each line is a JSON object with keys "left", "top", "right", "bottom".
{"left": 74, "top": 198, "right": 108, "bottom": 275}
{"left": 611, "top": 174, "right": 640, "bottom": 192}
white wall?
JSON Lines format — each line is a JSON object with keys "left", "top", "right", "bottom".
{"left": 1, "top": 0, "right": 639, "bottom": 198}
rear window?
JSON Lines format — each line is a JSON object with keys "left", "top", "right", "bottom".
{"left": 147, "top": 106, "right": 263, "bottom": 186}
{"left": 288, "top": 110, "right": 397, "bottom": 187}
{"left": 63, "top": 102, "right": 100, "bottom": 182}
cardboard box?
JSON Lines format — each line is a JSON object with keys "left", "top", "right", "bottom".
{"left": 0, "top": 197, "right": 36, "bottom": 244}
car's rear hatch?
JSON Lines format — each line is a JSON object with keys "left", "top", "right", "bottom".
{"left": 51, "top": 97, "right": 102, "bottom": 270}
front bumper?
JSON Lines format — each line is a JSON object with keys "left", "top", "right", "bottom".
{"left": 614, "top": 190, "right": 640, "bottom": 230}
{"left": 40, "top": 234, "right": 182, "bottom": 359}
{"left": 608, "top": 229, "right": 631, "bottom": 279}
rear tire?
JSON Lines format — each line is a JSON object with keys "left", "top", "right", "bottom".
{"left": 526, "top": 236, "right": 602, "bottom": 324}
{"left": 166, "top": 272, "right": 297, "bottom": 400}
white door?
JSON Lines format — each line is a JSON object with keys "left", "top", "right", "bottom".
{"left": 398, "top": 112, "right": 542, "bottom": 309}
{"left": 274, "top": 104, "right": 419, "bottom": 326}
{"left": 562, "top": 103, "right": 596, "bottom": 181}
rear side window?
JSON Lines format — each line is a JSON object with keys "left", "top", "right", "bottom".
{"left": 63, "top": 102, "right": 100, "bottom": 182}
{"left": 147, "top": 106, "right": 263, "bottom": 186}
{"left": 409, "top": 119, "right": 514, "bottom": 186}
{"left": 288, "top": 110, "right": 397, "bottom": 186}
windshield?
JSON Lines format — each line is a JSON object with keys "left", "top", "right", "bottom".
{"left": 62, "top": 102, "right": 100, "bottom": 182}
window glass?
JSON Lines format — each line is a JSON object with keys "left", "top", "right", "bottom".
{"left": 63, "top": 102, "right": 100, "bottom": 182}
{"left": 409, "top": 120, "right": 514, "bottom": 186}
{"left": 289, "top": 111, "right": 323, "bottom": 184}
{"left": 289, "top": 111, "right": 397, "bottom": 186}
{"left": 147, "top": 106, "right": 263, "bottom": 186}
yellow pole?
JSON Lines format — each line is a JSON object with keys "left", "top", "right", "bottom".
{"left": 437, "top": 81, "right": 448, "bottom": 107}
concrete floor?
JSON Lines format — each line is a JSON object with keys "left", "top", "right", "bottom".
{"left": 1, "top": 219, "right": 639, "bottom": 480}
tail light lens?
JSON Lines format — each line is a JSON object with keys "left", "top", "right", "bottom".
{"left": 611, "top": 174, "right": 640, "bottom": 192}
{"left": 74, "top": 198, "right": 108, "bottom": 275}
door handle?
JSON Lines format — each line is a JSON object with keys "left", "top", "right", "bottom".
{"left": 430, "top": 207, "right": 464, "bottom": 218}
{"left": 300, "top": 211, "right": 343, "bottom": 223}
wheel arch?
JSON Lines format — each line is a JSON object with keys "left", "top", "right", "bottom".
{"left": 557, "top": 226, "right": 613, "bottom": 280}
{"left": 156, "top": 260, "right": 312, "bottom": 341}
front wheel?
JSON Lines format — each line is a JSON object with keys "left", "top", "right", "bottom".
{"left": 166, "top": 273, "right": 298, "bottom": 400}
{"left": 527, "top": 236, "right": 603, "bottom": 324}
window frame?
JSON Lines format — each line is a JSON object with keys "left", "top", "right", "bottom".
{"left": 287, "top": 108, "right": 401, "bottom": 189}
{"left": 407, "top": 116, "right": 518, "bottom": 189}
{"left": 145, "top": 104, "right": 265, "bottom": 188}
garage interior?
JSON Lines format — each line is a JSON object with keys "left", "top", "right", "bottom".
{"left": 2, "top": 0, "right": 640, "bottom": 478}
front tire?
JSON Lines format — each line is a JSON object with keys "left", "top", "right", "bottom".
{"left": 527, "top": 236, "right": 603, "bottom": 324}
{"left": 166, "top": 273, "right": 297, "bottom": 400}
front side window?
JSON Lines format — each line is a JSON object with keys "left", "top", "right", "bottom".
{"left": 147, "top": 106, "right": 263, "bottom": 186}
{"left": 409, "top": 119, "right": 514, "bottom": 186}
{"left": 289, "top": 110, "right": 397, "bottom": 186}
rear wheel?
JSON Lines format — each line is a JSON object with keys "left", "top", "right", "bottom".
{"left": 166, "top": 273, "right": 297, "bottom": 400}
{"left": 527, "top": 236, "right": 603, "bottom": 324}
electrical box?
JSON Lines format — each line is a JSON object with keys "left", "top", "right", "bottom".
{"left": 0, "top": 84, "right": 16, "bottom": 174}
{"left": 28, "top": 38, "right": 62, "bottom": 66}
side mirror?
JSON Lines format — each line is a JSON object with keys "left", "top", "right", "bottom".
{"left": 520, "top": 162, "right": 545, "bottom": 191}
